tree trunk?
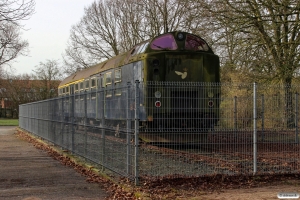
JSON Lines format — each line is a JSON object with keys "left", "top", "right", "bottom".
{"left": 285, "top": 77, "right": 295, "bottom": 128}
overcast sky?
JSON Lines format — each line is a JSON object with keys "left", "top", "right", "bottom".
{"left": 9, "top": 0, "right": 96, "bottom": 75}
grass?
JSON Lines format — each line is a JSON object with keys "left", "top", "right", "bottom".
{"left": 0, "top": 118, "right": 19, "bottom": 126}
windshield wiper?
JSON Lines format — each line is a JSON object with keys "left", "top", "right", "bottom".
{"left": 152, "top": 44, "right": 170, "bottom": 50}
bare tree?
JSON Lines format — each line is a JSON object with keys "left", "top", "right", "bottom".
{"left": 62, "top": 0, "right": 208, "bottom": 74}
{"left": 0, "top": 23, "right": 29, "bottom": 66}
{"left": 0, "top": 0, "right": 35, "bottom": 68}
{"left": 32, "top": 59, "right": 63, "bottom": 99}
{"left": 0, "top": 60, "right": 61, "bottom": 116}
{"left": 201, "top": 0, "right": 300, "bottom": 128}
{"left": 203, "top": 0, "right": 300, "bottom": 85}
{"left": 0, "top": 73, "right": 33, "bottom": 115}
{"left": 0, "top": 0, "right": 35, "bottom": 26}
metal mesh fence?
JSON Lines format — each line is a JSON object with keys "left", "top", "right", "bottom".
{"left": 19, "top": 82, "right": 300, "bottom": 184}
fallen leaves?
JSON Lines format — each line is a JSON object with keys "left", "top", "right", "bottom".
{"left": 15, "top": 129, "right": 300, "bottom": 200}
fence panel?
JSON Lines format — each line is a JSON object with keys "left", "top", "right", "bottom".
{"left": 19, "top": 82, "right": 300, "bottom": 183}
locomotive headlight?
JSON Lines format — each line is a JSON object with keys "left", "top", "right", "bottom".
{"left": 208, "top": 92, "right": 214, "bottom": 98}
{"left": 177, "top": 32, "right": 184, "bottom": 40}
{"left": 208, "top": 100, "right": 214, "bottom": 107}
{"left": 155, "top": 101, "right": 161, "bottom": 107}
{"left": 155, "top": 91, "right": 161, "bottom": 98}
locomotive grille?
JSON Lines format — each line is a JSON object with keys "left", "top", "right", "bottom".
{"left": 171, "top": 91, "right": 198, "bottom": 112}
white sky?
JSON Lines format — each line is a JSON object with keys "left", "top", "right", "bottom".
{"left": 9, "top": 0, "right": 96, "bottom": 75}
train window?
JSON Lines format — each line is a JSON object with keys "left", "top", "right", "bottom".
{"left": 185, "top": 34, "right": 209, "bottom": 51}
{"left": 136, "top": 41, "right": 149, "bottom": 54}
{"left": 62, "top": 87, "right": 65, "bottom": 94}
{"left": 115, "top": 69, "right": 121, "bottom": 83}
{"left": 150, "top": 34, "right": 177, "bottom": 50}
{"left": 85, "top": 79, "right": 89, "bottom": 90}
{"left": 75, "top": 84, "right": 79, "bottom": 92}
{"left": 91, "top": 78, "right": 96, "bottom": 88}
{"left": 105, "top": 72, "right": 112, "bottom": 86}
{"left": 80, "top": 82, "right": 84, "bottom": 91}
{"left": 115, "top": 88, "right": 122, "bottom": 96}
{"left": 131, "top": 45, "right": 141, "bottom": 56}
{"left": 106, "top": 90, "right": 112, "bottom": 97}
{"left": 66, "top": 86, "right": 69, "bottom": 94}
{"left": 100, "top": 77, "right": 104, "bottom": 88}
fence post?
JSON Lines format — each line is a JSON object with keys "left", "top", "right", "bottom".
{"left": 84, "top": 91, "right": 87, "bottom": 156}
{"left": 234, "top": 96, "right": 237, "bottom": 135}
{"left": 253, "top": 82, "right": 257, "bottom": 175}
{"left": 261, "top": 94, "right": 265, "bottom": 141}
{"left": 61, "top": 97, "right": 64, "bottom": 146}
{"left": 71, "top": 93, "right": 75, "bottom": 152}
{"left": 295, "top": 93, "right": 299, "bottom": 143}
{"left": 134, "top": 80, "right": 140, "bottom": 185}
{"left": 126, "top": 82, "right": 132, "bottom": 175}
{"left": 101, "top": 88, "right": 106, "bottom": 171}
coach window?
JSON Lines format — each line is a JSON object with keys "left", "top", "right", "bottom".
{"left": 74, "top": 83, "right": 79, "bottom": 93}
{"left": 90, "top": 78, "right": 97, "bottom": 99}
{"left": 80, "top": 82, "right": 84, "bottom": 91}
{"left": 105, "top": 72, "right": 112, "bottom": 86}
{"left": 85, "top": 79, "right": 90, "bottom": 90}
{"left": 99, "top": 74, "right": 104, "bottom": 88}
{"left": 91, "top": 78, "right": 96, "bottom": 88}
{"left": 114, "top": 69, "right": 122, "bottom": 96}
{"left": 115, "top": 69, "right": 121, "bottom": 83}
{"left": 66, "top": 86, "right": 69, "bottom": 95}
{"left": 62, "top": 87, "right": 65, "bottom": 95}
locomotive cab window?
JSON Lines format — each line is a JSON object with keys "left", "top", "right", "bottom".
{"left": 185, "top": 34, "right": 209, "bottom": 51}
{"left": 150, "top": 34, "right": 177, "bottom": 50}
{"left": 137, "top": 41, "right": 149, "bottom": 54}
{"left": 131, "top": 45, "right": 141, "bottom": 56}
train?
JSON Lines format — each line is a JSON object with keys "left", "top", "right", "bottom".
{"left": 58, "top": 31, "right": 220, "bottom": 144}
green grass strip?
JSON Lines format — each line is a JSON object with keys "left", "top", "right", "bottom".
{"left": 0, "top": 119, "right": 19, "bottom": 126}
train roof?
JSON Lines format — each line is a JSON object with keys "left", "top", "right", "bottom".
{"left": 59, "top": 31, "right": 213, "bottom": 88}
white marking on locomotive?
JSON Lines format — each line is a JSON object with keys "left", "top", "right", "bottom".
{"left": 175, "top": 71, "right": 187, "bottom": 79}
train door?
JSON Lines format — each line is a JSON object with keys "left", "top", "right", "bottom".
{"left": 133, "top": 61, "right": 143, "bottom": 82}
{"left": 133, "top": 61, "right": 146, "bottom": 120}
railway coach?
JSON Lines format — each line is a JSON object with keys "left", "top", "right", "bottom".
{"left": 58, "top": 31, "right": 220, "bottom": 143}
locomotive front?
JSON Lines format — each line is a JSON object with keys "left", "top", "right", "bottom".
{"left": 140, "top": 32, "right": 220, "bottom": 144}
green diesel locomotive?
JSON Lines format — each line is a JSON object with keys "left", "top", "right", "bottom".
{"left": 58, "top": 31, "right": 220, "bottom": 143}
